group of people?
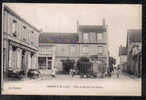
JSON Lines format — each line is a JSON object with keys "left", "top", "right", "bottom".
{"left": 50, "top": 66, "right": 121, "bottom": 78}
{"left": 106, "top": 66, "right": 121, "bottom": 78}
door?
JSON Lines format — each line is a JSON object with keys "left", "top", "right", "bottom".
{"left": 48, "top": 57, "right": 52, "bottom": 69}
{"left": 48, "top": 60, "right": 52, "bottom": 69}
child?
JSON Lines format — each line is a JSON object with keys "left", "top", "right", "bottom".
{"left": 69, "top": 69, "right": 76, "bottom": 77}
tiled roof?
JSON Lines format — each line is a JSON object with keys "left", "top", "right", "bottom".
{"left": 128, "top": 29, "right": 142, "bottom": 43}
{"left": 39, "top": 32, "right": 79, "bottom": 44}
{"left": 119, "top": 47, "right": 127, "bottom": 56}
{"left": 79, "top": 25, "right": 106, "bottom": 32}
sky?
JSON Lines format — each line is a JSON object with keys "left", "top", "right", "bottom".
{"left": 3, "top": 3, "right": 142, "bottom": 65}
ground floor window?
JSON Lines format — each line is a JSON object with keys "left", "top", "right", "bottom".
{"left": 38, "top": 57, "right": 46, "bottom": 68}
{"left": 38, "top": 57, "right": 52, "bottom": 69}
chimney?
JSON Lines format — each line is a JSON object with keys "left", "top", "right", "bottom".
{"left": 76, "top": 20, "right": 79, "bottom": 32}
{"left": 102, "top": 18, "right": 106, "bottom": 26}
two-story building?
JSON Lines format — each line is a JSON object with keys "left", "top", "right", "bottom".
{"left": 39, "top": 33, "right": 79, "bottom": 71}
{"left": 2, "top": 5, "right": 40, "bottom": 77}
{"left": 38, "top": 19, "right": 109, "bottom": 73}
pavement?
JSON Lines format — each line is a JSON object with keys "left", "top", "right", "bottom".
{"left": 2, "top": 72, "right": 141, "bottom": 96}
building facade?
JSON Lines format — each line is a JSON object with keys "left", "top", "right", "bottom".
{"left": 126, "top": 29, "right": 142, "bottom": 77}
{"left": 39, "top": 33, "right": 79, "bottom": 71}
{"left": 39, "top": 19, "right": 109, "bottom": 73}
{"left": 2, "top": 5, "right": 40, "bottom": 77}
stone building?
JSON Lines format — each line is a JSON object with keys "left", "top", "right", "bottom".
{"left": 39, "top": 19, "right": 109, "bottom": 73}
{"left": 39, "top": 33, "right": 79, "bottom": 71}
{"left": 126, "top": 29, "right": 142, "bottom": 77}
{"left": 2, "top": 5, "right": 40, "bottom": 77}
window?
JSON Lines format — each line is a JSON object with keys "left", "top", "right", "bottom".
{"left": 23, "top": 26, "right": 26, "bottom": 41}
{"left": 31, "top": 31, "right": 34, "bottom": 34}
{"left": 137, "top": 45, "right": 141, "bottom": 52}
{"left": 23, "top": 26, "right": 26, "bottom": 29}
{"left": 12, "top": 20, "right": 17, "bottom": 36}
{"left": 83, "top": 46, "right": 88, "bottom": 53}
{"left": 38, "top": 57, "right": 46, "bottom": 67}
{"left": 70, "top": 46, "right": 76, "bottom": 53}
{"left": 31, "top": 31, "right": 34, "bottom": 44}
{"left": 83, "top": 33, "right": 89, "bottom": 43}
{"left": 97, "top": 33, "right": 103, "bottom": 41}
{"left": 48, "top": 61, "right": 52, "bottom": 69}
{"left": 98, "top": 46, "right": 103, "bottom": 53}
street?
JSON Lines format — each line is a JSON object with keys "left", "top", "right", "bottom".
{"left": 2, "top": 72, "right": 141, "bottom": 96}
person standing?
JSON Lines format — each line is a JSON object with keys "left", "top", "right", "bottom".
{"left": 116, "top": 67, "right": 121, "bottom": 78}
{"left": 69, "top": 68, "right": 76, "bottom": 77}
{"left": 51, "top": 67, "right": 57, "bottom": 78}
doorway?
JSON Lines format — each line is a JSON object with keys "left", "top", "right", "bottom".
{"left": 48, "top": 57, "right": 52, "bottom": 69}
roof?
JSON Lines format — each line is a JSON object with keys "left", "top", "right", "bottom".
{"left": 4, "top": 5, "right": 40, "bottom": 32}
{"left": 39, "top": 32, "right": 79, "bottom": 44}
{"left": 119, "top": 46, "right": 127, "bottom": 56}
{"left": 79, "top": 25, "right": 106, "bottom": 33}
{"left": 127, "top": 29, "right": 142, "bottom": 43}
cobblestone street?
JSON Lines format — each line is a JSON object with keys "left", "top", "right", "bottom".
{"left": 2, "top": 72, "right": 141, "bottom": 96}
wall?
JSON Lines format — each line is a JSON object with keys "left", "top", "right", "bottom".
{"left": 39, "top": 43, "right": 109, "bottom": 73}
{"left": 3, "top": 7, "right": 39, "bottom": 48}
{"left": 55, "top": 44, "right": 80, "bottom": 58}
{"left": 79, "top": 31, "right": 107, "bottom": 44}
{"left": 3, "top": 6, "right": 40, "bottom": 75}
{"left": 120, "top": 55, "right": 127, "bottom": 64}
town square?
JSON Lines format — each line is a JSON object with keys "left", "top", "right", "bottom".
{"left": 1, "top": 3, "right": 142, "bottom": 96}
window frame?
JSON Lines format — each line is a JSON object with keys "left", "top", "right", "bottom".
{"left": 12, "top": 20, "right": 17, "bottom": 35}
{"left": 38, "top": 57, "right": 46, "bottom": 66}
{"left": 83, "top": 33, "right": 89, "bottom": 43}
{"left": 97, "top": 33, "right": 103, "bottom": 41}
{"left": 98, "top": 46, "right": 103, "bottom": 54}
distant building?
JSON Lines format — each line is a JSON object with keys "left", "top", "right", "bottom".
{"left": 119, "top": 46, "right": 127, "bottom": 72}
{"left": 2, "top": 5, "right": 40, "bottom": 77}
{"left": 126, "top": 29, "right": 142, "bottom": 77}
{"left": 38, "top": 19, "right": 109, "bottom": 73}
